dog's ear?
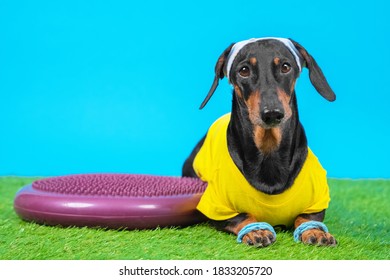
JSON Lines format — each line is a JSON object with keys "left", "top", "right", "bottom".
{"left": 199, "top": 43, "right": 235, "bottom": 109}
{"left": 290, "top": 39, "right": 336, "bottom": 102}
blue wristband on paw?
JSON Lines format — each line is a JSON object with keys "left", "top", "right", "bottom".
{"left": 293, "top": 221, "right": 329, "bottom": 242}
{"left": 236, "top": 222, "right": 276, "bottom": 243}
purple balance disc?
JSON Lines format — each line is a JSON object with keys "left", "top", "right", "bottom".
{"left": 14, "top": 174, "right": 208, "bottom": 229}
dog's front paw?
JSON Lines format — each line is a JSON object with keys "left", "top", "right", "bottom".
{"left": 294, "top": 220, "right": 337, "bottom": 246}
{"left": 301, "top": 229, "right": 337, "bottom": 246}
{"left": 242, "top": 229, "right": 276, "bottom": 247}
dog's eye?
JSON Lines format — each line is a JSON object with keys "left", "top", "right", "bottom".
{"left": 281, "top": 63, "right": 291, "bottom": 73}
{"left": 239, "top": 66, "right": 250, "bottom": 77}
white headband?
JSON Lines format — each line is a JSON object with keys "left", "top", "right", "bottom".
{"left": 226, "top": 37, "right": 303, "bottom": 82}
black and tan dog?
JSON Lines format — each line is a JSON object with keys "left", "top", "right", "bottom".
{"left": 182, "top": 37, "right": 337, "bottom": 247}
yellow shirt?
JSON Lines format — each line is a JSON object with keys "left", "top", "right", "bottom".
{"left": 193, "top": 113, "right": 330, "bottom": 228}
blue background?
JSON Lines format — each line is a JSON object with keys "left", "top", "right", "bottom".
{"left": 0, "top": 0, "right": 389, "bottom": 178}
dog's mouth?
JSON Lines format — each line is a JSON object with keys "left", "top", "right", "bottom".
{"left": 260, "top": 120, "right": 283, "bottom": 129}
{"left": 255, "top": 117, "right": 285, "bottom": 130}
{"left": 252, "top": 123, "right": 283, "bottom": 154}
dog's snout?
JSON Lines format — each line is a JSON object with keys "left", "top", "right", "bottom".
{"left": 261, "top": 109, "right": 284, "bottom": 126}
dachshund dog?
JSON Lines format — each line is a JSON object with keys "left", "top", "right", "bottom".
{"left": 182, "top": 38, "right": 337, "bottom": 247}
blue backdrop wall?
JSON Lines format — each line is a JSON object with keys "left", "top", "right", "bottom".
{"left": 1, "top": 0, "right": 389, "bottom": 178}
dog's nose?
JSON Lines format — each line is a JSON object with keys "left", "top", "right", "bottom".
{"left": 261, "top": 109, "right": 284, "bottom": 126}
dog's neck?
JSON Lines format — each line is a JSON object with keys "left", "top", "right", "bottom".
{"left": 227, "top": 91, "right": 308, "bottom": 195}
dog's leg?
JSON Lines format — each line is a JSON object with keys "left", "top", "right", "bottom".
{"left": 294, "top": 211, "right": 337, "bottom": 246}
{"left": 212, "top": 213, "right": 276, "bottom": 247}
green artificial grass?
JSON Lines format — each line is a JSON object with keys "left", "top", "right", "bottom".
{"left": 0, "top": 177, "right": 389, "bottom": 260}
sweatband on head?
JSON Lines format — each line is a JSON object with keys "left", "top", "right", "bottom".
{"left": 226, "top": 37, "right": 303, "bottom": 82}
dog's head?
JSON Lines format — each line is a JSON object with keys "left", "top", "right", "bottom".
{"left": 200, "top": 38, "right": 335, "bottom": 130}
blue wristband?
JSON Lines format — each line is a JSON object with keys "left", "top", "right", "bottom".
{"left": 236, "top": 222, "right": 276, "bottom": 243}
{"left": 293, "top": 221, "right": 329, "bottom": 242}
